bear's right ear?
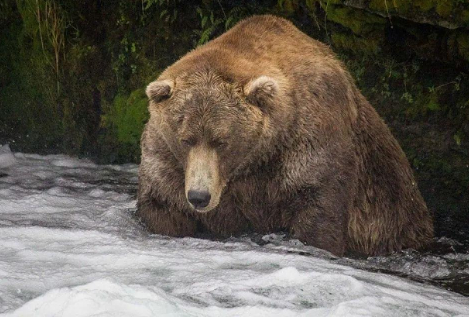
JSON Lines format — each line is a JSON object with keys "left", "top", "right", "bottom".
{"left": 146, "top": 80, "right": 174, "bottom": 103}
{"left": 244, "top": 76, "right": 279, "bottom": 109}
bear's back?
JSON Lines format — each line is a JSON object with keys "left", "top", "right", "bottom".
{"left": 213, "top": 15, "right": 333, "bottom": 59}
{"left": 161, "top": 15, "right": 339, "bottom": 86}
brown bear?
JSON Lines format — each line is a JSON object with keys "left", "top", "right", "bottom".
{"left": 137, "top": 15, "right": 433, "bottom": 256}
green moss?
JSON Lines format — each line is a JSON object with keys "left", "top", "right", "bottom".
{"left": 413, "top": 0, "right": 436, "bottom": 12}
{"left": 369, "top": 0, "right": 412, "bottom": 14}
{"left": 115, "top": 89, "right": 149, "bottom": 146}
{"left": 435, "top": 0, "right": 454, "bottom": 18}
{"left": 331, "top": 32, "right": 381, "bottom": 54}
{"left": 276, "top": 0, "right": 299, "bottom": 15}
{"left": 325, "top": 4, "right": 386, "bottom": 36}
{"left": 100, "top": 88, "right": 149, "bottom": 162}
{"left": 456, "top": 32, "right": 469, "bottom": 62}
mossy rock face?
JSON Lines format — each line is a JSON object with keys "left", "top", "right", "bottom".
{"left": 306, "top": 1, "right": 469, "bottom": 66}
{"left": 343, "top": 0, "right": 469, "bottom": 29}
{"left": 331, "top": 32, "right": 381, "bottom": 54}
{"left": 324, "top": 4, "right": 386, "bottom": 36}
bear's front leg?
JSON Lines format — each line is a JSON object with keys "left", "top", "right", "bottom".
{"left": 136, "top": 196, "right": 197, "bottom": 237}
{"left": 290, "top": 179, "right": 352, "bottom": 256}
{"left": 291, "top": 207, "right": 347, "bottom": 256}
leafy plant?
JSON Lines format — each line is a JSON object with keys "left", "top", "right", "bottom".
{"left": 194, "top": 7, "right": 223, "bottom": 46}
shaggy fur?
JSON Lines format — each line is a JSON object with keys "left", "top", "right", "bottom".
{"left": 137, "top": 15, "right": 433, "bottom": 256}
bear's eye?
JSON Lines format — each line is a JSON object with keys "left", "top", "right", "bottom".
{"left": 209, "top": 139, "right": 227, "bottom": 149}
{"left": 181, "top": 138, "right": 197, "bottom": 147}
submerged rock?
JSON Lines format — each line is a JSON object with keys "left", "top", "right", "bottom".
{"left": 0, "top": 145, "right": 16, "bottom": 169}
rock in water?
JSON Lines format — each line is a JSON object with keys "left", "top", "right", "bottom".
{"left": 0, "top": 145, "right": 17, "bottom": 168}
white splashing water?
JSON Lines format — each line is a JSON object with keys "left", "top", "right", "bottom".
{"left": 0, "top": 146, "right": 468, "bottom": 316}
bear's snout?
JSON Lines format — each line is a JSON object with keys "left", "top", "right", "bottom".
{"left": 185, "top": 145, "right": 224, "bottom": 212}
{"left": 187, "top": 190, "right": 211, "bottom": 209}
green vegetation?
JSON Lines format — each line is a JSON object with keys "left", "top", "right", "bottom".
{"left": 100, "top": 89, "right": 149, "bottom": 163}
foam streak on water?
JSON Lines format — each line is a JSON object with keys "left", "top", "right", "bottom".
{"left": 0, "top": 146, "right": 468, "bottom": 316}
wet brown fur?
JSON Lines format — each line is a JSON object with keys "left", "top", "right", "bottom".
{"left": 137, "top": 15, "right": 433, "bottom": 256}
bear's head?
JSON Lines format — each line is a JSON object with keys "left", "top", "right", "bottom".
{"left": 146, "top": 70, "right": 287, "bottom": 212}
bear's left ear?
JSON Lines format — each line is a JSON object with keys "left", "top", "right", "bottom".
{"left": 244, "top": 76, "right": 279, "bottom": 109}
{"left": 146, "top": 79, "right": 174, "bottom": 103}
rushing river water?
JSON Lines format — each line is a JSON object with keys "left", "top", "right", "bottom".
{"left": 0, "top": 144, "right": 468, "bottom": 316}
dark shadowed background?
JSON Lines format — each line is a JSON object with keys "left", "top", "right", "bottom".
{"left": 0, "top": 0, "right": 468, "bottom": 245}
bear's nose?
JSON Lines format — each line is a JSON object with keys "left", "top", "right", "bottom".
{"left": 188, "top": 190, "right": 211, "bottom": 209}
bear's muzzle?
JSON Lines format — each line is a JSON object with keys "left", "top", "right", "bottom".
{"left": 185, "top": 145, "right": 223, "bottom": 212}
